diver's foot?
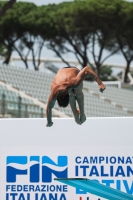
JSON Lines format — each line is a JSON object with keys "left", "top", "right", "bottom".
{"left": 80, "top": 114, "right": 86, "bottom": 124}
{"left": 75, "top": 116, "right": 81, "bottom": 125}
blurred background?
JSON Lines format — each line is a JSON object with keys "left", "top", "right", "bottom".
{"left": 0, "top": 0, "right": 133, "bottom": 118}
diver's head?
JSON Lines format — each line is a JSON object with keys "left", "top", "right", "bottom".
{"left": 56, "top": 89, "right": 69, "bottom": 108}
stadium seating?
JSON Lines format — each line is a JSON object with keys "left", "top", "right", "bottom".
{"left": 0, "top": 64, "right": 132, "bottom": 118}
{"left": 0, "top": 84, "right": 45, "bottom": 118}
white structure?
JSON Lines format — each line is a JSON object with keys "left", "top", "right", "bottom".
{"left": 0, "top": 118, "right": 133, "bottom": 200}
{"left": 0, "top": 55, "right": 133, "bottom": 84}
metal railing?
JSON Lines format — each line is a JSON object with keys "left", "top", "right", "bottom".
{"left": 0, "top": 80, "right": 69, "bottom": 118}
{"left": 0, "top": 93, "right": 45, "bottom": 118}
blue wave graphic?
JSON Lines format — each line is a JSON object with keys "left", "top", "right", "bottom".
{"left": 42, "top": 166, "right": 68, "bottom": 182}
{"left": 42, "top": 156, "right": 68, "bottom": 166}
{"left": 6, "top": 156, "right": 68, "bottom": 183}
{"left": 6, "top": 166, "right": 27, "bottom": 182}
{"left": 30, "top": 156, "right": 39, "bottom": 162}
{"left": 7, "top": 156, "right": 27, "bottom": 165}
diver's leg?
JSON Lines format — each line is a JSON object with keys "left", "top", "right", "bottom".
{"left": 68, "top": 88, "right": 81, "bottom": 125}
{"left": 74, "top": 83, "right": 86, "bottom": 124}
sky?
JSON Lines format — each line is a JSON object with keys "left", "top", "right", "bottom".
{"left": 11, "top": 0, "right": 133, "bottom": 71}
{"left": 17, "top": 0, "right": 133, "bottom": 5}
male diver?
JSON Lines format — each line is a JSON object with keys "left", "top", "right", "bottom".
{"left": 46, "top": 66, "right": 106, "bottom": 127}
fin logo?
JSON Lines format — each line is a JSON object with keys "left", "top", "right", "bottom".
{"left": 6, "top": 156, "right": 68, "bottom": 183}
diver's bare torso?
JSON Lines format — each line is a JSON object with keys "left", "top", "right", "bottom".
{"left": 51, "top": 67, "right": 81, "bottom": 94}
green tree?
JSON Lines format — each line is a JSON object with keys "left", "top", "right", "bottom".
{"left": 0, "top": 43, "right": 8, "bottom": 57}
{"left": 0, "top": 2, "right": 37, "bottom": 68}
{"left": 43, "top": 0, "right": 121, "bottom": 76}
{"left": 104, "top": 1, "right": 133, "bottom": 82}
{"left": 85, "top": 65, "right": 117, "bottom": 81}
{"left": 115, "top": 2, "right": 133, "bottom": 82}
{"left": 99, "top": 65, "right": 117, "bottom": 81}
{"left": 0, "top": 0, "right": 16, "bottom": 18}
{"left": 19, "top": 5, "right": 54, "bottom": 70}
{"left": 1, "top": 0, "right": 133, "bottom": 80}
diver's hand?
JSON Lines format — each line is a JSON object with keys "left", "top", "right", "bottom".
{"left": 99, "top": 83, "right": 106, "bottom": 93}
{"left": 46, "top": 122, "right": 53, "bottom": 127}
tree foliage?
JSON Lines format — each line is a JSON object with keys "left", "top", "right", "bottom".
{"left": 0, "top": 0, "right": 16, "bottom": 18}
{"left": 0, "top": 0, "right": 133, "bottom": 82}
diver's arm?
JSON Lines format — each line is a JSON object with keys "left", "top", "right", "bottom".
{"left": 67, "top": 66, "right": 106, "bottom": 92}
{"left": 46, "top": 92, "right": 56, "bottom": 127}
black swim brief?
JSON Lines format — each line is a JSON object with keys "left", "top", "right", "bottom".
{"left": 63, "top": 66, "right": 80, "bottom": 71}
